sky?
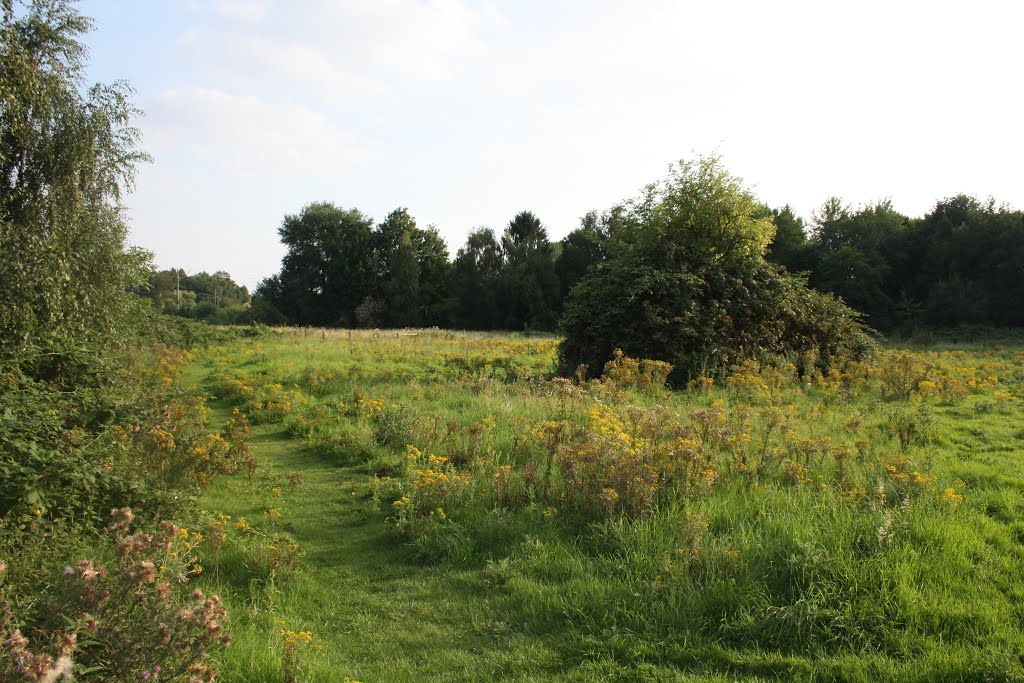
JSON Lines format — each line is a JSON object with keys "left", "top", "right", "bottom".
{"left": 76, "top": 0, "right": 1024, "bottom": 290}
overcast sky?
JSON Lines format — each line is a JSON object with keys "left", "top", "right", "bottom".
{"left": 77, "top": 0, "right": 1024, "bottom": 289}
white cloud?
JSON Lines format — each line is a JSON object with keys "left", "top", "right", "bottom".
{"left": 213, "top": 1, "right": 268, "bottom": 22}
{"left": 145, "top": 87, "right": 369, "bottom": 177}
{"left": 179, "top": 0, "right": 501, "bottom": 107}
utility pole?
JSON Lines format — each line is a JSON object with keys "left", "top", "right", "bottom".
{"left": 176, "top": 269, "right": 181, "bottom": 305}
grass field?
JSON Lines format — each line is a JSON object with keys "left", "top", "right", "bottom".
{"left": 184, "top": 329, "right": 1024, "bottom": 681}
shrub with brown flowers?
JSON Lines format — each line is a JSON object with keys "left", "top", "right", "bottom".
{"left": 0, "top": 509, "right": 230, "bottom": 682}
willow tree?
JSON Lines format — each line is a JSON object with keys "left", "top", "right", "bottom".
{"left": 0, "top": 0, "right": 151, "bottom": 356}
{"left": 558, "top": 157, "right": 873, "bottom": 383}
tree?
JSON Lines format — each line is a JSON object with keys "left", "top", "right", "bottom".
{"left": 449, "top": 227, "right": 503, "bottom": 329}
{"left": 498, "top": 211, "right": 560, "bottom": 330}
{"left": 765, "top": 205, "right": 811, "bottom": 273}
{"left": 274, "top": 202, "right": 375, "bottom": 326}
{"left": 806, "top": 199, "right": 915, "bottom": 330}
{"left": 411, "top": 225, "right": 452, "bottom": 326}
{"left": 559, "top": 157, "right": 873, "bottom": 383}
{"left": 0, "top": 0, "right": 151, "bottom": 355}
{"left": 914, "top": 195, "right": 1024, "bottom": 326}
{"left": 251, "top": 275, "right": 288, "bottom": 324}
{"left": 369, "top": 208, "right": 452, "bottom": 327}
{"left": 555, "top": 209, "right": 611, "bottom": 301}
{"left": 373, "top": 208, "right": 421, "bottom": 327}
{"left": 142, "top": 269, "right": 248, "bottom": 315}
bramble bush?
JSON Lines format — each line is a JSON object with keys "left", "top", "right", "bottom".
{"left": 0, "top": 345, "right": 251, "bottom": 527}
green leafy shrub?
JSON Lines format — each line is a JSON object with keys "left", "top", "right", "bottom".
{"left": 0, "top": 340, "right": 257, "bottom": 531}
{"left": 559, "top": 157, "right": 875, "bottom": 384}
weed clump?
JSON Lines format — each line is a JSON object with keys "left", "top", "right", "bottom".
{"left": 1, "top": 509, "right": 230, "bottom": 682}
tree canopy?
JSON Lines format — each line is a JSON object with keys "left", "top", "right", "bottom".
{"left": 448, "top": 227, "right": 503, "bottom": 329}
{"left": 259, "top": 203, "right": 454, "bottom": 328}
{"left": 497, "top": 211, "right": 561, "bottom": 330}
{"left": 0, "top": 0, "right": 151, "bottom": 355}
{"left": 272, "top": 202, "right": 375, "bottom": 326}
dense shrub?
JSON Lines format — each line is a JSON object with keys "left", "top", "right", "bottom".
{"left": 0, "top": 345, "right": 252, "bottom": 528}
{"left": 559, "top": 157, "right": 875, "bottom": 383}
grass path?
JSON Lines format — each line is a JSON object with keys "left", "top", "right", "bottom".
{"left": 184, "top": 363, "right": 594, "bottom": 682}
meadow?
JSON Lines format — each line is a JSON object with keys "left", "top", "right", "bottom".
{"left": 186, "top": 329, "right": 1024, "bottom": 681}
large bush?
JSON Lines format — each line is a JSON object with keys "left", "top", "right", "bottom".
{"left": 559, "top": 157, "right": 874, "bottom": 382}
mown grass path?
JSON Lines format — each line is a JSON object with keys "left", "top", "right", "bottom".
{"left": 183, "top": 363, "right": 599, "bottom": 683}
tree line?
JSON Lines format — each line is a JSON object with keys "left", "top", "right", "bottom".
{"left": 253, "top": 204, "right": 572, "bottom": 330}
{"left": 251, "top": 193, "right": 1024, "bottom": 333}
{"left": 767, "top": 196, "right": 1024, "bottom": 331}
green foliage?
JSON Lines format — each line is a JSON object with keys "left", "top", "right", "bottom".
{"left": 627, "top": 157, "right": 777, "bottom": 262}
{"left": 371, "top": 208, "right": 451, "bottom": 327}
{"left": 371, "top": 402, "right": 417, "bottom": 449}
{"left": 0, "top": 7, "right": 245, "bottom": 682}
{"left": 0, "top": 0, "right": 263, "bottom": 528}
{"left": 807, "top": 198, "right": 914, "bottom": 330}
{"left": 0, "top": 0, "right": 151, "bottom": 355}
{"left": 0, "top": 345, "right": 250, "bottom": 527}
{"left": 263, "top": 203, "right": 454, "bottom": 328}
{"left": 380, "top": 211, "right": 421, "bottom": 327}
{"left": 446, "top": 211, "right": 586, "bottom": 331}
{"left": 273, "top": 202, "right": 376, "bottom": 326}
{"left": 914, "top": 195, "right": 1024, "bottom": 327}
{"left": 0, "top": 354, "right": 124, "bottom": 525}
{"left": 885, "top": 403, "right": 935, "bottom": 452}
{"left": 554, "top": 210, "right": 610, "bottom": 301}
{"left": 767, "top": 192, "right": 1024, "bottom": 332}
{"left": 498, "top": 211, "right": 561, "bottom": 330}
{"left": 0, "top": 338, "right": 246, "bottom": 679}
{"left": 410, "top": 224, "right": 454, "bottom": 325}
{"left": 143, "top": 269, "right": 250, "bottom": 322}
{"left": 449, "top": 227, "right": 504, "bottom": 329}
{"left": 559, "top": 157, "right": 874, "bottom": 383}
{"left": 765, "top": 204, "right": 811, "bottom": 272}
{"left": 243, "top": 296, "right": 288, "bottom": 326}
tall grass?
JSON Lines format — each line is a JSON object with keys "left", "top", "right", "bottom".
{"left": 195, "top": 329, "right": 1024, "bottom": 680}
